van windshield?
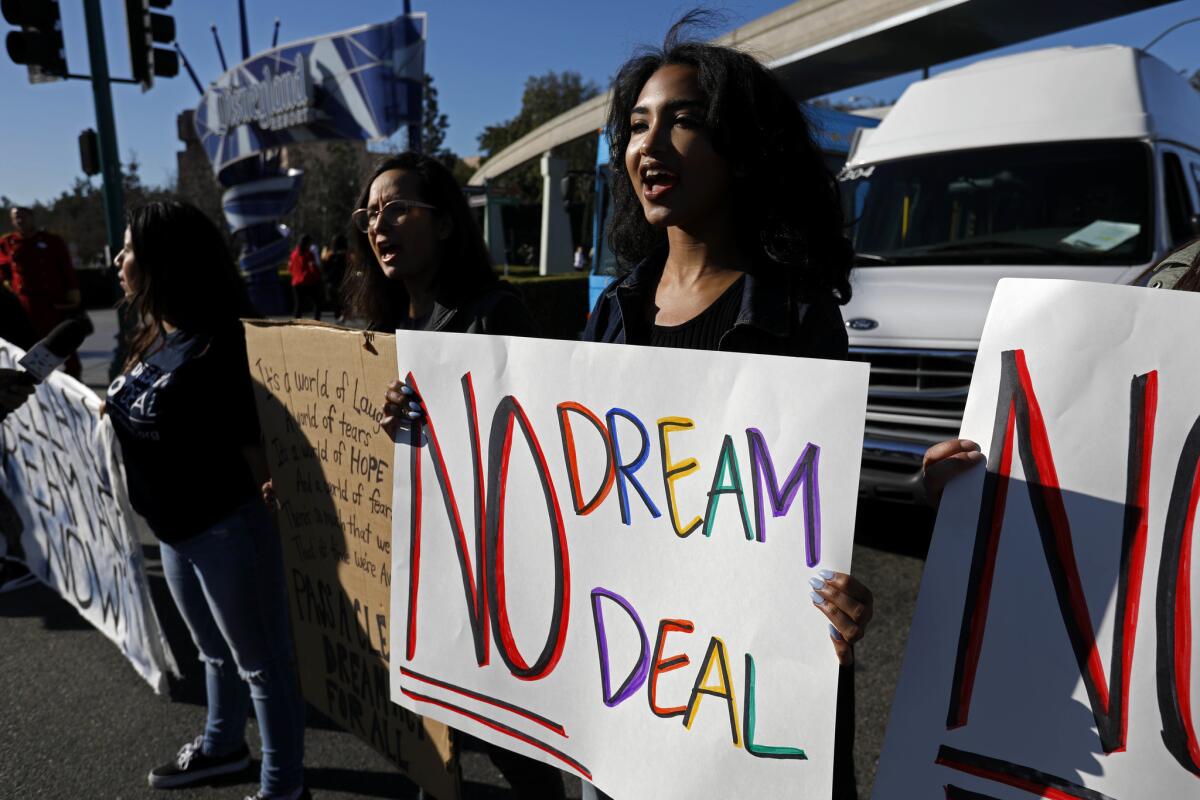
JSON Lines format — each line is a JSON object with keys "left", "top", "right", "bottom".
{"left": 841, "top": 140, "right": 1152, "bottom": 265}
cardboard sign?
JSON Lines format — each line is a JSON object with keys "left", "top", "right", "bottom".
{"left": 243, "top": 321, "right": 457, "bottom": 799}
{"left": 875, "top": 279, "right": 1200, "bottom": 799}
{"left": 0, "top": 339, "right": 177, "bottom": 692}
{"left": 387, "top": 332, "right": 868, "bottom": 799}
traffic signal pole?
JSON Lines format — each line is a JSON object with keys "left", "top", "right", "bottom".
{"left": 81, "top": 0, "right": 131, "bottom": 379}
{"left": 81, "top": 0, "right": 123, "bottom": 258}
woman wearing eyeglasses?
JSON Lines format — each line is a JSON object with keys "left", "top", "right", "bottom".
{"left": 342, "top": 152, "right": 537, "bottom": 340}
{"left": 342, "top": 152, "right": 562, "bottom": 799}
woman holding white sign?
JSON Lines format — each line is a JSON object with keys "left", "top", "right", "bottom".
{"left": 376, "top": 20, "right": 875, "bottom": 794}
{"left": 107, "top": 202, "right": 309, "bottom": 800}
{"left": 576, "top": 14, "right": 872, "bottom": 799}
{"left": 348, "top": 154, "right": 567, "bottom": 798}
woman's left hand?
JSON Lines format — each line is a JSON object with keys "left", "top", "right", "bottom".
{"left": 809, "top": 570, "right": 874, "bottom": 665}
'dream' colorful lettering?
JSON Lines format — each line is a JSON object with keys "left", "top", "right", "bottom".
{"left": 557, "top": 402, "right": 615, "bottom": 516}
{"left": 657, "top": 417, "right": 703, "bottom": 537}
{"left": 606, "top": 407, "right": 662, "bottom": 526}
{"left": 747, "top": 429, "right": 822, "bottom": 565}
{"left": 703, "top": 433, "right": 754, "bottom": 540}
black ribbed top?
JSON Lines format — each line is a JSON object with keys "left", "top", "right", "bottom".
{"left": 650, "top": 276, "right": 744, "bottom": 350}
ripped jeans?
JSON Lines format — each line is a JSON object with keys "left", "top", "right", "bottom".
{"left": 160, "top": 500, "right": 305, "bottom": 796}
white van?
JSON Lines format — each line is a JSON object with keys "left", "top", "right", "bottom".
{"left": 838, "top": 45, "right": 1200, "bottom": 502}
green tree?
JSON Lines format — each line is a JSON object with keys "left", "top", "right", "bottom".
{"left": 422, "top": 73, "right": 450, "bottom": 158}
{"left": 285, "top": 141, "right": 372, "bottom": 248}
{"left": 478, "top": 71, "right": 599, "bottom": 161}
{"left": 477, "top": 70, "right": 600, "bottom": 203}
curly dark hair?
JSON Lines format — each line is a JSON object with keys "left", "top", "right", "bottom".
{"left": 123, "top": 201, "right": 254, "bottom": 368}
{"left": 605, "top": 11, "right": 853, "bottom": 302}
{"left": 341, "top": 152, "right": 495, "bottom": 328}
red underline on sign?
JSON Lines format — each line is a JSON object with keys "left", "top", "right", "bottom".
{"left": 936, "top": 746, "right": 1116, "bottom": 800}
{"left": 399, "top": 667, "right": 567, "bottom": 737}
{"left": 400, "top": 687, "right": 592, "bottom": 780}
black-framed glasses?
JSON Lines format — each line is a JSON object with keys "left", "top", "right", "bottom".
{"left": 351, "top": 199, "right": 437, "bottom": 232}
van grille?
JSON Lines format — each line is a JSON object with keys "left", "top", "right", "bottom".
{"left": 847, "top": 347, "right": 976, "bottom": 454}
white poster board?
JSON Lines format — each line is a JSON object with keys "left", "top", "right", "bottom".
{"left": 0, "top": 339, "right": 177, "bottom": 692}
{"left": 388, "top": 332, "right": 868, "bottom": 798}
{"left": 875, "top": 279, "right": 1200, "bottom": 799}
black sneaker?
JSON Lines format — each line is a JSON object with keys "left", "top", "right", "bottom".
{"left": 148, "top": 735, "right": 251, "bottom": 788}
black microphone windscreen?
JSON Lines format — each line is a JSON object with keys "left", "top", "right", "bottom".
{"left": 43, "top": 316, "right": 93, "bottom": 359}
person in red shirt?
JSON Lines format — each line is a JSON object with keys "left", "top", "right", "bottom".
{"left": 0, "top": 206, "right": 82, "bottom": 377}
{"left": 287, "top": 234, "right": 323, "bottom": 320}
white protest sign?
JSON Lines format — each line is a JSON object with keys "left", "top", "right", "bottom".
{"left": 388, "top": 332, "right": 867, "bottom": 798}
{"left": 875, "top": 279, "right": 1200, "bottom": 799}
{"left": 0, "top": 339, "right": 177, "bottom": 693}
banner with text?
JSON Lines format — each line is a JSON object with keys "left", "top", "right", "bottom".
{"left": 243, "top": 321, "right": 457, "bottom": 800}
{"left": 388, "top": 332, "right": 868, "bottom": 798}
{"left": 0, "top": 339, "right": 177, "bottom": 693}
{"left": 875, "top": 278, "right": 1200, "bottom": 799}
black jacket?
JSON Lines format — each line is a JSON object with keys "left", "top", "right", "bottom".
{"left": 583, "top": 251, "right": 848, "bottom": 359}
{"left": 371, "top": 281, "right": 539, "bottom": 337}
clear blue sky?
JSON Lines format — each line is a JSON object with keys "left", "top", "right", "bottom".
{"left": 0, "top": 1, "right": 1197, "bottom": 206}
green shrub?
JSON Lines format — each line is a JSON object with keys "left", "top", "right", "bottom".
{"left": 504, "top": 271, "right": 589, "bottom": 340}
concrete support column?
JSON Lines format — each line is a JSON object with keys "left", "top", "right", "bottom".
{"left": 482, "top": 187, "right": 507, "bottom": 268}
{"left": 539, "top": 152, "right": 573, "bottom": 276}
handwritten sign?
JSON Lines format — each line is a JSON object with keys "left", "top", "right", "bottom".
{"left": 243, "top": 321, "right": 457, "bottom": 800}
{"left": 876, "top": 279, "right": 1200, "bottom": 799}
{"left": 0, "top": 338, "right": 177, "bottom": 692}
{"left": 387, "top": 331, "right": 868, "bottom": 798}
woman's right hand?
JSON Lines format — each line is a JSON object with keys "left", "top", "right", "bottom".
{"left": 381, "top": 379, "right": 425, "bottom": 438}
{"left": 922, "top": 439, "right": 984, "bottom": 507}
{"left": 261, "top": 479, "right": 277, "bottom": 508}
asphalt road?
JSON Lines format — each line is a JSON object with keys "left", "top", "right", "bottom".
{"left": 0, "top": 310, "right": 936, "bottom": 799}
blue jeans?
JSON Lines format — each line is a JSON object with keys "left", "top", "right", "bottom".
{"left": 160, "top": 500, "right": 305, "bottom": 796}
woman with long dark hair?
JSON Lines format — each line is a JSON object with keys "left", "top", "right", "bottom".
{"left": 343, "top": 151, "right": 536, "bottom": 339}
{"left": 578, "top": 14, "right": 872, "bottom": 798}
{"left": 107, "top": 201, "right": 308, "bottom": 800}
{"left": 357, "top": 153, "right": 562, "bottom": 799}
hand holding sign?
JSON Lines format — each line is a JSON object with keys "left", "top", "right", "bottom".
{"left": 922, "top": 438, "right": 984, "bottom": 506}
{"left": 381, "top": 378, "right": 424, "bottom": 437}
{"left": 810, "top": 570, "right": 874, "bottom": 665}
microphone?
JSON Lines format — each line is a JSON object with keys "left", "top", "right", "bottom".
{"left": 17, "top": 316, "right": 94, "bottom": 382}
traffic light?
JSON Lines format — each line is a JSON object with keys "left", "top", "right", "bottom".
{"left": 78, "top": 129, "right": 100, "bottom": 176}
{"left": 124, "top": 0, "right": 177, "bottom": 90}
{"left": 2, "top": 0, "right": 67, "bottom": 83}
